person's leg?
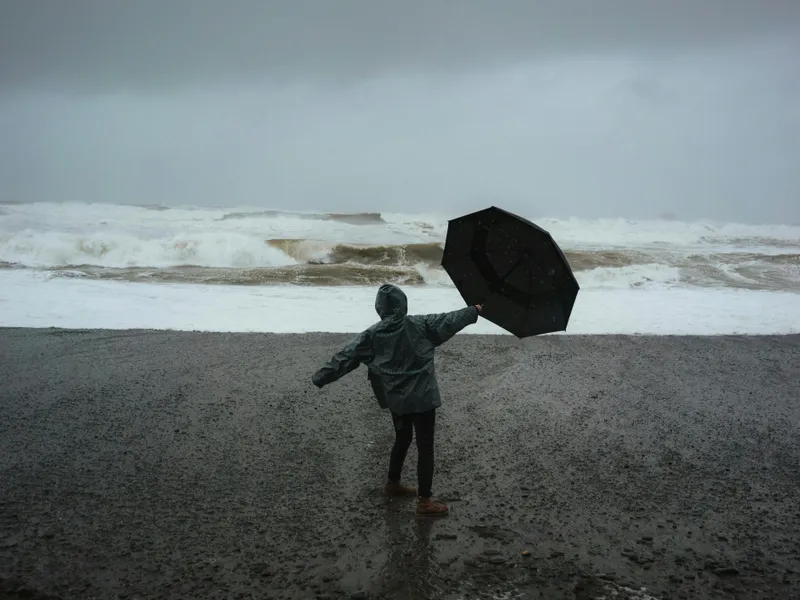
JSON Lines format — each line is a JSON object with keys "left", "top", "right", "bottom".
{"left": 386, "top": 412, "right": 414, "bottom": 493}
{"left": 414, "top": 409, "right": 448, "bottom": 515}
{"left": 413, "top": 409, "right": 436, "bottom": 497}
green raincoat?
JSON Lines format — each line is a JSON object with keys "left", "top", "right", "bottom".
{"left": 311, "top": 284, "right": 479, "bottom": 415}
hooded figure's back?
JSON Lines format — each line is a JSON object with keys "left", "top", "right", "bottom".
{"left": 312, "top": 284, "right": 479, "bottom": 414}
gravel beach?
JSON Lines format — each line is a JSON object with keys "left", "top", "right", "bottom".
{"left": 0, "top": 328, "right": 798, "bottom": 600}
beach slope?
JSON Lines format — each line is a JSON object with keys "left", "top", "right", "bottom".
{"left": 0, "top": 329, "right": 798, "bottom": 599}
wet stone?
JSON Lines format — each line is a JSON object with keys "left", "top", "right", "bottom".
{"left": 464, "top": 558, "right": 479, "bottom": 568}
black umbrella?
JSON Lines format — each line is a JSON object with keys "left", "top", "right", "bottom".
{"left": 441, "top": 206, "right": 579, "bottom": 338}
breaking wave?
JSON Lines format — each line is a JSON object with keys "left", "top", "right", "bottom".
{"left": 0, "top": 239, "right": 796, "bottom": 291}
{"left": 219, "top": 210, "right": 385, "bottom": 225}
{"left": 267, "top": 239, "right": 445, "bottom": 266}
{"left": 0, "top": 202, "right": 798, "bottom": 291}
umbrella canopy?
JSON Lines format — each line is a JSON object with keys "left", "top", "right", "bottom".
{"left": 441, "top": 206, "right": 579, "bottom": 338}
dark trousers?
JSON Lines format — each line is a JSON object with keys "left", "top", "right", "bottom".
{"left": 388, "top": 409, "right": 436, "bottom": 498}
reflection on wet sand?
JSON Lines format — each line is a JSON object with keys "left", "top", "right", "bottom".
{"left": 374, "top": 501, "right": 443, "bottom": 599}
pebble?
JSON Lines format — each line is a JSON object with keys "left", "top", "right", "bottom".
{"left": 0, "top": 536, "right": 21, "bottom": 548}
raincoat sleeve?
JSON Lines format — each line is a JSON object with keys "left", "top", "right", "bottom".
{"left": 418, "top": 306, "right": 479, "bottom": 347}
{"left": 311, "top": 331, "right": 373, "bottom": 388}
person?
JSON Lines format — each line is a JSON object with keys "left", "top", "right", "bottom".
{"left": 311, "top": 283, "right": 482, "bottom": 517}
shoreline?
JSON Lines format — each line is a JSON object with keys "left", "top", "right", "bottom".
{"left": 1, "top": 329, "right": 798, "bottom": 599}
{"left": 2, "top": 269, "right": 799, "bottom": 337}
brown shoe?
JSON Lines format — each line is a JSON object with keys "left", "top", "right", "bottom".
{"left": 384, "top": 480, "right": 417, "bottom": 497}
{"left": 416, "top": 497, "right": 449, "bottom": 517}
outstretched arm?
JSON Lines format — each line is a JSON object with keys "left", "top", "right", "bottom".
{"left": 419, "top": 305, "right": 480, "bottom": 347}
{"left": 311, "top": 331, "right": 373, "bottom": 388}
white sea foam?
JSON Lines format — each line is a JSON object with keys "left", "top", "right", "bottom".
{"left": 1, "top": 270, "right": 797, "bottom": 335}
{"left": 0, "top": 202, "right": 798, "bottom": 298}
{"left": 2, "top": 202, "right": 798, "bottom": 257}
{"left": 576, "top": 264, "right": 682, "bottom": 290}
{"left": 0, "top": 230, "right": 300, "bottom": 269}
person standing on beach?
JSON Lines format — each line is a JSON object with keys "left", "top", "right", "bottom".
{"left": 312, "top": 283, "right": 482, "bottom": 517}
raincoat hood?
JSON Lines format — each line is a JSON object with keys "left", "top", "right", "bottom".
{"left": 375, "top": 284, "right": 408, "bottom": 319}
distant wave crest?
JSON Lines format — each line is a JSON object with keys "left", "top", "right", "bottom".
{"left": 0, "top": 202, "right": 798, "bottom": 291}
{"left": 220, "top": 210, "right": 385, "bottom": 225}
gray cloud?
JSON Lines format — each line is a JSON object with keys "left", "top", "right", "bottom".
{"left": 0, "top": 1, "right": 798, "bottom": 224}
{"left": 2, "top": 43, "right": 798, "bottom": 224}
{"left": 1, "top": 0, "right": 800, "bottom": 90}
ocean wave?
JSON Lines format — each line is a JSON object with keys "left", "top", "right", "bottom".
{"left": 577, "top": 264, "right": 682, "bottom": 290}
{"left": 16, "top": 255, "right": 796, "bottom": 292}
{"left": 0, "top": 231, "right": 299, "bottom": 269}
{"left": 219, "top": 210, "right": 385, "bottom": 225}
{"left": 1, "top": 202, "right": 798, "bottom": 291}
{"left": 218, "top": 210, "right": 286, "bottom": 221}
{"left": 1, "top": 231, "right": 798, "bottom": 291}
{"left": 39, "top": 264, "right": 429, "bottom": 287}
{"left": 4, "top": 202, "right": 799, "bottom": 247}
{"left": 266, "top": 239, "right": 445, "bottom": 265}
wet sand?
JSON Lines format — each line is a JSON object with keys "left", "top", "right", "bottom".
{"left": 0, "top": 328, "right": 798, "bottom": 600}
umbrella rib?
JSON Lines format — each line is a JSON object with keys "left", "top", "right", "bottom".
{"left": 526, "top": 260, "right": 536, "bottom": 300}
{"left": 498, "top": 252, "right": 526, "bottom": 284}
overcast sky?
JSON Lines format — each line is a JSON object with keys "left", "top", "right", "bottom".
{"left": 1, "top": 0, "right": 799, "bottom": 223}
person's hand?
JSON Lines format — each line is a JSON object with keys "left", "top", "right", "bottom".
{"left": 474, "top": 304, "right": 483, "bottom": 312}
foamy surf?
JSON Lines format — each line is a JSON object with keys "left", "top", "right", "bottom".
{"left": 0, "top": 203, "right": 798, "bottom": 292}
{"left": 1, "top": 269, "right": 797, "bottom": 335}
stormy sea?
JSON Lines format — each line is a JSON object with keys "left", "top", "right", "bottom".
{"left": 0, "top": 201, "right": 798, "bottom": 334}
